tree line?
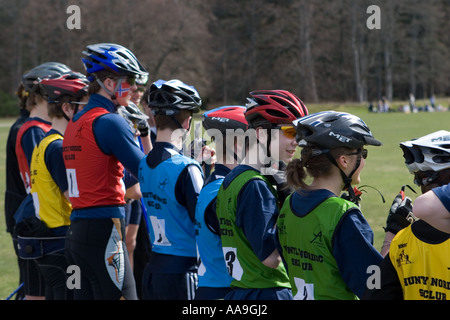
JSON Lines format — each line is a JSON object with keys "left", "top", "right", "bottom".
{"left": 0, "top": 0, "right": 448, "bottom": 111}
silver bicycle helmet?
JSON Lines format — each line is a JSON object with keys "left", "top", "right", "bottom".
{"left": 400, "top": 130, "right": 450, "bottom": 174}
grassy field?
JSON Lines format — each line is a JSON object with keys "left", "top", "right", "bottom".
{"left": 0, "top": 100, "right": 449, "bottom": 299}
{"left": 0, "top": 117, "right": 20, "bottom": 299}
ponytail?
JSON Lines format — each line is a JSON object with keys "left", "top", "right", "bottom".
{"left": 286, "top": 147, "right": 349, "bottom": 189}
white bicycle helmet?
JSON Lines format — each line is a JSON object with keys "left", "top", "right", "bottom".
{"left": 400, "top": 130, "right": 450, "bottom": 174}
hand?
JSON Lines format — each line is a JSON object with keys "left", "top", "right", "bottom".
{"left": 385, "top": 193, "right": 414, "bottom": 234}
{"left": 340, "top": 187, "right": 363, "bottom": 206}
{"left": 137, "top": 119, "right": 149, "bottom": 137}
{"left": 199, "top": 145, "right": 216, "bottom": 166}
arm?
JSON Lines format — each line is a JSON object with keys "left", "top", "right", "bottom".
{"left": 262, "top": 249, "right": 282, "bottom": 269}
{"left": 413, "top": 185, "right": 450, "bottom": 234}
{"left": 45, "top": 139, "right": 68, "bottom": 194}
{"left": 139, "top": 134, "right": 152, "bottom": 155}
{"left": 22, "top": 127, "right": 47, "bottom": 166}
{"left": 175, "top": 164, "right": 204, "bottom": 223}
{"left": 125, "top": 183, "right": 142, "bottom": 201}
{"left": 94, "top": 113, "right": 145, "bottom": 178}
{"left": 236, "top": 179, "right": 281, "bottom": 268}
{"left": 362, "top": 254, "right": 403, "bottom": 300}
{"left": 333, "top": 209, "right": 383, "bottom": 298}
{"left": 123, "top": 169, "right": 142, "bottom": 200}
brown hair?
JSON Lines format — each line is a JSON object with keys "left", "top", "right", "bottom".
{"left": 26, "top": 92, "right": 46, "bottom": 111}
{"left": 47, "top": 96, "right": 73, "bottom": 119}
{"left": 16, "top": 84, "right": 28, "bottom": 110}
{"left": 87, "top": 70, "right": 118, "bottom": 95}
{"left": 155, "top": 110, "right": 193, "bottom": 131}
{"left": 418, "top": 168, "right": 450, "bottom": 193}
{"left": 286, "top": 146, "right": 351, "bottom": 189}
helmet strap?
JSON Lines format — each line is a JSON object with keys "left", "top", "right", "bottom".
{"left": 325, "top": 151, "right": 362, "bottom": 202}
{"left": 96, "top": 77, "right": 122, "bottom": 107}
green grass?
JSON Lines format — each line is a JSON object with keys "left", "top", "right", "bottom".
{"left": 0, "top": 100, "right": 449, "bottom": 298}
{"left": 0, "top": 118, "right": 21, "bottom": 299}
{"left": 304, "top": 101, "right": 450, "bottom": 252}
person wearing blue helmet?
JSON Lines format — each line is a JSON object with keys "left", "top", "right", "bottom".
{"left": 62, "top": 43, "right": 149, "bottom": 300}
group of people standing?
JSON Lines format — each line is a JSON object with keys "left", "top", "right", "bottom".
{"left": 4, "top": 42, "right": 449, "bottom": 301}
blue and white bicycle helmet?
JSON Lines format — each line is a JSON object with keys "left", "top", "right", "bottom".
{"left": 81, "top": 43, "right": 148, "bottom": 78}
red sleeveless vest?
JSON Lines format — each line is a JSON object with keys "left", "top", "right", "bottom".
{"left": 63, "top": 108, "right": 125, "bottom": 209}
{"left": 15, "top": 119, "right": 52, "bottom": 193}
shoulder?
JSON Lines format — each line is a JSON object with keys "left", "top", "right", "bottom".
{"left": 94, "top": 112, "right": 127, "bottom": 129}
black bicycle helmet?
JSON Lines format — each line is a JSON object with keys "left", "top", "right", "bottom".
{"left": 148, "top": 79, "right": 202, "bottom": 114}
{"left": 22, "top": 62, "right": 72, "bottom": 93}
{"left": 202, "top": 105, "right": 248, "bottom": 135}
{"left": 294, "top": 111, "right": 382, "bottom": 202}
{"left": 294, "top": 111, "right": 382, "bottom": 151}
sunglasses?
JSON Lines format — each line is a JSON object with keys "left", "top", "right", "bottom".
{"left": 132, "top": 87, "right": 146, "bottom": 93}
{"left": 346, "top": 148, "right": 368, "bottom": 159}
{"left": 277, "top": 125, "right": 297, "bottom": 139}
{"left": 114, "top": 77, "right": 136, "bottom": 86}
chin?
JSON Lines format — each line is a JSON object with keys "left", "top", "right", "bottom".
{"left": 118, "top": 98, "right": 130, "bottom": 106}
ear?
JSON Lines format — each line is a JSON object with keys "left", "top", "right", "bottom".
{"left": 102, "top": 78, "right": 116, "bottom": 92}
{"left": 336, "top": 154, "right": 350, "bottom": 170}
{"left": 61, "top": 102, "right": 73, "bottom": 119}
{"left": 182, "top": 115, "right": 192, "bottom": 130}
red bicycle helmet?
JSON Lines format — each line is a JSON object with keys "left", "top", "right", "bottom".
{"left": 40, "top": 71, "right": 89, "bottom": 102}
{"left": 202, "top": 105, "right": 248, "bottom": 135}
{"left": 244, "top": 90, "right": 308, "bottom": 126}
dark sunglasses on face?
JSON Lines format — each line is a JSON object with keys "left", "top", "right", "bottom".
{"left": 346, "top": 148, "right": 368, "bottom": 159}
{"left": 125, "top": 77, "right": 136, "bottom": 85}
{"left": 113, "top": 77, "right": 136, "bottom": 86}
{"left": 132, "top": 87, "right": 145, "bottom": 93}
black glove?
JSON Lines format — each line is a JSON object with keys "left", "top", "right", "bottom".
{"left": 384, "top": 193, "right": 414, "bottom": 234}
{"left": 137, "top": 119, "right": 149, "bottom": 137}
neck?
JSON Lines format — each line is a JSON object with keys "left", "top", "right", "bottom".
{"left": 309, "top": 173, "right": 344, "bottom": 196}
{"left": 155, "top": 127, "right": 188, "bottom": 150}
{"left": 51, "top": 117, "right": 69, "bottom": 136}
{"left": 97, "top": 88, "right": 114, "bottom": 101}
{"left": 242, "top": 143, "right": 272, "bottom": 171}
{"left": 30, "top": 102, "right": 50, "bottom": 122}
